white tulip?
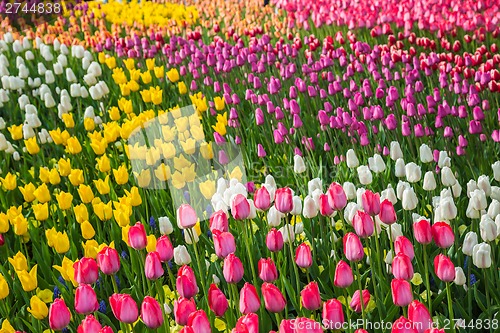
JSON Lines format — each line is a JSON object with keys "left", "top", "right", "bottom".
{"left": 294, "top": 222, "right": 304, "bottom": 234}
{"left": 5, "top": 142, "right": 15, "bottom": 154}
{"left": 470, "top": 189, "right": 487, "bottom": 211}
{"left": 419, "top": 144, "right": 434, "bottom": 163}
{"left": 53, "top": 62, "right": 63, "bottom": 75}
{"left": 265, "top": 174, "right": 277, "bottom": 190}
{"left": 439, "top": 197, "right": 457, "bottom": 220}
{"left": 487, "top": 200, "right": 500, "bottom": 219}
{"left": 343, "top": 182, "right": 357, "bottom": 200}
{"left": 22, "top": 37, "right": 31, "bottom": 50}
{"left": 346, "top": 149, "right": 359, "bottom": 168}
{"left": 25, "top": 50, "right": 34, "bottom": 61}
{"left": 12, "top": 40, "right": 22, "bottom": 53}
{"left": 88, "top": 62, "right": 102, "bottom": 77}
{"left": 66, "top": 68, "right": 77, "bottom": 83}
{"left": 18, "top": 65, "right": 29, "bottom": 79}
{"left": 71, "top": 45, "right": 85, "bottom": 58}
{"left": 402, "top": 187, "right": 418, "bottom": 211}
{"left": 311, "top": 189, "right": 322, "bottom": 208}
{"left": 492, "top": 161, "right": 500, "bottom": 182}
{"left": 80, "top": 86, "right": 89, "bottom": 98}
{"left": 405, "top": 162, "right": 421, "bottom": 183}
{"left": 13, "top": 151, "right": 20, "bottom": 161}
{"left": 0, "top": 133, "right": 7, "bottom": 151}
{"left": 45, "top": 70, "right": 55, "bottom": 84}
{"left": 293, "top": 155, "right": 306, "bottom": 173}
{"left": 390, "top": 141, "right": 403, "bottom": 160}
{"left": 70, "top": 84, "right": 81, "bottom": 97}
{"left": 44, "top": 93, "right": 56, "bottom": 108}
{"left": 212, "top": 275, "right": 220, "bottom": 285}
{"left": 389, "top": 223, "right": 403, "bottom": 240}
{"left": 396, "top": 181, "right": 410, "bottom": 201}
{"left": 368, "top": 154, "right": 386, "bottom": 173}
{"left": 279, "top": 224, "right": 295, "bottom": 243}
{"left": 302, "top": 195, "right": 318, "bottom": 219}
{"left": 477, "top": 175, "right": 491, "bottom": 197}
{"left": 82, "top": 57, "right": 91, "bottom": 71}
{"left": 22, "top": 124, "right": 36, "bottom": 140}
{"left": 395, "top": 158, "right": 406, "bottom": 178}
{"left": 0, "top": 117, "right": 5, "bottom": 130}
{"left": 438, "top": 151, "right": 451, "bottom": 168}
{"left": 3, "top": 32, "right": 13, "bottom": 43}
{"left": 467, "top": 180, "right": 478, "bottom": 198}
{"left": 381, "top": 185, "right": 397, "bottom": 204}
{"left": 495, "top": 215, "right": 500, "bottom": 238}
{"left": 462, "top": 232, "right": 478, "bottom": 256}
{"left": 291, "top": 196, "right": 302, "bottom": 215}
{"left": 307, "top": 178, "right": 322, "bottom": 195}
{"left": 491, "top": 186, "right": 500, "bottom": 201}
{"left": 60, "top": 44, "right": 69, "bottom": 55}
{"left": 454, "top": 267, "right": 466, "bottom": 286}
{"left": 357, "top": 165, "right": 372, "bottom": 185}
{"left": 38, "top": 63, "right": 47, "bottom": 76}
{"left": 18, "top": 94, "right": 29, "bottom": 110}
{"left": 384, "top": 250, "right": 394, "bottom": 265}
{"left": 184, "top": 229, "right": 199, "bottom": 244}
{"left": 423, "top": 171, "right": 436, "bottom": 191}
{"left": 174, "top": 245, "right": 191, "bottom": 265}
{"left": 472, "top": 243, "right": 492, "bottom": 268}
{"left": 451, "top": 181, "right": 462, "bottom": 198}
{"left": 267, "top": 206, "right": 283, "bottom": 227}
{"left": 84, "top": 106, "right": 95, "bottom": 119}
{"left": 53, "top": 38, "right": 61, "bottom": 51}
{"left": 466, "top": 200, "right": 481, "bottom": 219}
{"left": 84, "top": 73, "right": 97, "bottom": 86}
{"left": 344, "top": 202, "right": 360, "bottom": 225}
{"left": 26, "top": 113, "right": 41, "bottom": 128}
{"left": 57, "top": 54, "right": 67, "bottom": 67}
{"left": 441, "top": 167, "right": 456, "bottom": 187}
{"left": 247, "top": 199, "right": 257, "bottom": 219}
{"left": 480, "top": 215, "right": 497, "bottom": 242}
{"left": 356, "top": 187, "right": 366, "bottom": 207}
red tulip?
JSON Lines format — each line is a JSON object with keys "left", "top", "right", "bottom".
{"left": 174, "top": 297, "right": 196, "bottom": 326}
{"left": 319, "top": 193, "right": 335, "bottom": 216}
{"left": 179, "top": 327, "right": 195, "bottom": 333}
{"left": 262, "top": 283, "right": 286, "bottom": 312}
{"left": 239, "top": 283, "right": 261, "bottom": 314}
{"left": 187, "top": 310, "right": 211, "bottom": 333}
{"left": 279, "top": 319, "right": 295, "bottom": 333}
{"left": 99, "top": 327, "right": 114, "bottom": 333}
{"left": 274, "top": 187, "right": 293, "bottom": 213}
{"left": 295, "top": 243, "right": 312, "bottom": 268}
{"left": 209, "top": 210, "right": 229, "bottom": 232}
{"left": 176, "top": 265, "right": 199, "bottom": 298}
{"left": 128, "top": 222, "right": 147, "bottom": 250}
{"left": 78, "top": 315, "right": 102, "bottom": 333}
{"left": 141, "top": 296, "right": 164, "bottom": 329}
{"left": 349, "top": 289, "right": 370, "bottom": 313}
{"left": 379, "top": 199, "right": 397, "bottom": 224}
{"left": 434, "top": 254, "right": 455, "bottom": 282}
{"left": 334, "top": 260, "right": 354, "bottom": 288}
{"left": 109, "top": 293, "right": 139, "bottom": 323}
{"left": 213, "top": 230, "right": 236, "bottom": 258}
{"left": 343, "top": 232, "right": 364, "bottom": 262}
{"left": 75, "top": 284, "right": 99, "bottom": 314}
{"left": 391, "top": 279, "right": 413, "bottom": 307}
{"left": 49, "top": 298, "right": 71, "bottom": 330}
{"left": 408, "top": 300, "right": 433, "bottom": 333}
{"left": 97, "top": 246, "right": 120, "bottom": 275}
{"left": 145, "top": 251, "right": 164, "bottom": 280}
{"left": 232, "top": 194, "right": 251, "bottom": 220}
{"left": 394, "top": 236, "right": 414, "bottom": 260}
{"left": 431, "top": 222, "right": 455, "bottom": 248}
{"left": 327, "top": 182, "right": 347, "bottom": 210}
{"left": 74, "top": 257, "right": 99, "bottom": 284}
{"left": 223, "top": 253, "right": 244, "bottom": 284}
{"left": 254, "top": 186, "right": 271, "bottom": 211}
{"left": 208, "top": 284, "right": 229, "bottom": 317}
{"left": 266, "top": 228, "right": 284, "bottom": 252}
{"left": 235, "top": 313, "right": 259, "bottom": 333}
{"left": 392, "top": 252, "right": 414, "bottom": 280}
{"left": 413, "top": 219, "right": 432, "bottom": 245}
{"left": 322, "top": 299, "right": 345, "bottom": 330}
{"left": 391, "top": 316, "right": 418, "bottom": 333}
{"left": 258, "top": 258, "right": 278, "bottom": 282}
{"left": 361, "top": 190, "right": 380, "bottom": 215}
{"left": 353, "top": 211, "right": 374, "bottom": 238}
{"left": 156, "top": 235, "right": 174, "bottom": 262}
{"left": 301, "top": 281, "right": 322, "bottom": 311}
{"left": 293, "top": 317, "right": 323, "bottom": 333}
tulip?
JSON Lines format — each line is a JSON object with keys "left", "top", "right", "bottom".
{"left": 176, "top": 265, "right": 199, "bottom": 298}
{"left": 295, "top": 243, "right": 312, "bottom": 268}
{"left": 392, "top": 253, "right": 414, "bottom": 280}
{"left": 357, "top": 165, "right": 373, "bottom": 185}
{"left": 239, "top": 283, "right": 261, "bottom": 314}
{"left": 262, "top": 283, "right": 286, "bottom": 312}
{"left": 258, "top": 258, "right": 278, "bottom": 282}
{"left": 74, "top": 257, "right": 99, "bottom": 284}
{"left": 423, "top": 172, "right": 437, "bottom": 191}
{"left": 379, "top": 199, "right": 397, "bottom": 224}
{"left": 391, "top": 316, "right": 418, "bottom": 333}
{"left": 145, "top": 251, "right": 164, "bottom": 280}
{"left": 395, "top": 158, "right": 406, "bottom": 178}
{"left": 231, "top": 194, "right": 251, "bottom": 220}
{"left": 187, "top": 310, "right": 211, "bottom": 333}
{"left": 405, "top": 162, "right": 422, "bottom": 183}
{"left": 78, "top": 315, "right": 102, "bottom": 333}
{"left": 303, "top": 195, "right": 319, "bottom": 218}
{"left": 235, "top": 313, "right": 259, "bottom": 333}
{"left": 391, "top": 279, "right": 413, "bottom": 306}
{"left": 479, "top": 216, "right": 497, "bottom": 242}
{"left": 334, "top": 260, "right": 354, "bottom": 288}
{"left": 174, "top": 297, "right": 196, "bottom": 326}
{"left": 454, "top": 267, "right": 466, "bottom": 286}
{"left": 350, "top": 289, "right": 371, "bottom": 313}
{"left": 301, "top": 281, "right": 322, "bottom": 311}
{"left": 402, "top": 187, "right": 418, "bottom": 210}
{"left": 213, "top": 230, "right": 236, "bottom": 258}
{"left": 343, "top": 232, "right": 364, "bottom": 262}
{"left": 327, "top": 182, "right": 347, "bottom": 210}
{"left": 353, "top": 211, "right": 374, "bottom": 238}
{"left": 177, "top": 204, "right": 198, "bottom": 229}
{"left": 319, "top": 194, "right": 335, "bottom": 216}
{"left": 362, "top": 190, "right": 380, "bottom": 216}
{"left": 322, "top": 299, "right": 345, "bottom": 330}
{"left": 293, "top": 317, "right": 324, "bottom": 333}
{"left": 413, "top": 219, "right": 432, "bottom": 244}
{"left": 174, "top": 245, "right": 192, "bottom": 265}
{"left": 210, "top": 210, "right": 229, "bottom": 232}
{"left": 294, "top": 155, "right": 306, "bottom": 173}
{"left": 431, "top": 222, "right": 454, "bottom": 248}
{"left": 394, "top": 236, "right": 414, "bottom": 260}
{"left": 75, "top": 284, "right": 99, "bottom": 314}
{"left": 408, "top": 301, "right": 433, "bottom": 333}
{"left": 434, "top": 254, "right": 455, "bottom": 282}
{"left": 346, "top": 149, "right": 359, "bottom": 168}
{"left": 291, "top": 196, "right": 303, "bottom": 215}
{"left": 128, "top": 222, "right": 147, "bottom": 250}
{"left": 49, "top": 298, "right": 71, "bottom": 330}
{"left": 472, "top": 243, "right": 492, "bottom": 268}
{"left": 208, "top": 284, "right": 229, "bottom": 317}
{"left": 254, "top": 186, "right": 271, "bottom": 211}
{"left": 156, "top": 235, "right": 174, "bottom": 262}
{"left": 275, "top": 187, "right": 293, "bottom": 213}
{"left": 221, "top": 252, "right": 245, "bottom": 285}
{"left": 140, "top": 296, "right": 164, "bottom": 329}
{"left": 159, "top": 216, "right": 173, "bottom": 235}
{"left": 462, "top": 231, "right": 478, "bottom": 256}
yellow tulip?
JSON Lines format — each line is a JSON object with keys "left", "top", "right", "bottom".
{"left": 94, "top": 176, "right": 110, "bottom": 195}
{"left": 25, "top": 137, "right": 40, "bottom": 155}
{"left": 19, "top": 183, "right": 36, "bottom": 202}
{"left": 7, "top": 206, "right": 22, "bottom": 221}
{"left": 8, "top": 252, "right": 28, "bottom": 271}
{"left": 98, "top": 52, "right": 106, "bottom": 64}
{"left": 53, "top": 257, "right": 76, "bottom": 285}
{"left": 180, "top": 138, "right": 196, "bottom": 155}
{"left": 0, "top": 213, "right": 9, "bottom": 233}
{"left": 81, "top": 221, "right": 95, "bottom": 240}
{"left": 66, "top": 137, "right": 82, "bottom": 154}
{"left": 90, "top": 138, "right": 107, "bottom": 156}
{"left": 27, "top": 295, "right": 48, "bottom": 319}
{"left": 57, "top": 158, "right": 72, "bottom": 176}
{"left": 53, "top": 232, "right": 70, "bottom": 253}
{"left": 78, "top": 184, "right": 94, "bottom": 204}
{"left": 154, "top": 66, "right": 164, "bottom": 79}
{"left": 39, "top": 167, "right": 50, "bottom": 183}
{"left": 123, "top": 58, "right": 135, "bottom": 71}
{"left": 93, "top": 201, "right": 112, "bottom": 221}
{"left": 16, "top": 265, "right": 38, "bottom": 292}
{"left": 62, "top": 113, "right": 75, "bottom": 128}
{"left": 190, "top": 125, "right": 205, "bottom": 141}
{"left": 174, "top": 117, "right": 189, "bottom": 132}
{"left": 49, "top": 168, "right": 61, "bottom": 185}
{"left": 199, "top": 180, "right": 216, "bottom": 200}
{"left": 0, "top": 274, "right": 9, "bottom": 299}
{"left": 199, "top": 142, "right": 214, "bottom": 160}
{"left": 119, "top": 83, "right": 130, "bottom": 96}
{"left": 150, "top": 87, "right": 163, "bottom": 105}
{"left": 118, "top": 98, "right": 133, "bottom": 114}
{"left": 174, "top": 154, "right": 191, "bottom": 171}
{"left": 34, "top": 183, "right": 50, "bottom": 203}
{"left": 96, "top": 155, "right": 111, "bottom": 173}
{"left": 113, "top": 165, "right": 129, "bottom": 185}
{"left": 105, "top": 56, "right": 116, "bottom": 69}
{"left": 8, "top": 124, "right": 23, "bottom": 140}
{"left": 212, "top": 121, "right": 227, "bottom": 136}
{"left": 146, "top": 235, "right": 157, "bottom": 253}
{"left": 182, "top": 164, "right": 196, "bottom": 182}
{"left": 178, "top": 81, "right": 188, "bottom": 94}
{"left": 229, "top": 166, "right": 244, "bottom": 181}
{"left": 134, "top": 169, "right": 151, "bottom": 188}
{"left": 82, "top": 240, "right": 99, "bottom": 259}
{"left": 214, "top": 96, "right": 225, "bottom": 111}
{"left": 217, "top": 112, "right": 228, "bottom": 126}
{"left": 33, "top": 203, "right": 49, "bottom": 221}
{"left": 141, "top": 71, "right": 152, "bottom": 84}
{"left": 171, "top": 171, "right": 185, "bottom": 189}
{"left": 69, "top": 169, "right": 84, "bottom": 186}
{"left": 121, "top": 226, "right": 131, "bottom": 246}
{"left": 127, "top": 80, "right": 140, "bottom": 92}
{"left": 0, "top": 319, "right": 15, "bottom": 333}
{"left": 166, "top": 68, "right": 180, "bottom": 83}
{"left": 127, "top": 186, "right": 142, "bottom": 206}
{"left": 1, "top": 173, "right": 17, "bottom": 191}
{"left": 129, "top": 69, "right": 141, "bottom": 81}
{"left": 73, "top": 204, "right": 89, "bottom": 224}
{"left": 36, "top": 288, "right": 53, "bottom": 303}
{"left": 56, "top": 191, "right": 73, "bottom": 210}
{"left": 108, "top": 107, "right": 121, "bottom": 121}
{"left": 146, "top": 58, "right": 155, "bottom": 71}
{"left": 84, "top": 118, "right": 95, "bottom": 131}
{"left": 154, "top": 163, "right": 171, "bottom": 181}
{"left": 12, "top": 215, "right": 28, "bottom": 236}
{"left": 113, "top": 209, "right": 130, "bottom": 227}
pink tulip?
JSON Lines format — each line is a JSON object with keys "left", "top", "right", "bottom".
{"left": 49, "top": 298, "right": 71, "bottom": 330}
{"left": 176, "top": 265, "right": 199, "bottom": 298}
{"left": 343, "top": 232, "right": 364, "bottom": 262}
{"left": 301, "top": 281, "right": 322, "bottom": 311}
{"left": 279, "top": 319, "right": 295, "bottom": 333}
{"left": 210, "top": 210, "right": 229, "bottom": 232}
{"left": 254, "top": 186, "right": 271, "bottom": 211}
{"left": 239, "top": 283, "right": 261, "bottom": 314}
{"left": 434, "top": 254, "right": 455, "bottom": 282}
{"left": 187, "top": 310, "right": 211, "bottom": 333}
{"left": 413, "top": 219, "right": 432, "bottom": 245}
{"left": 274, "top": 187, "right": 294, "bottom": 213}
{"left": 392, "top": 253, "right": 414, "bottom": 280}
{"left": 213, "top": 230, "right": 236, "bottom": 258}
{"left": 156, "top": 235, "right": 174, "bottom": 262}
{"left": 74, "top": 257, "right": 99, "bottom": 285}
{"left": 379, "top": 199, "right": 397, "bottom": 224}
{"left": 235, "top": 313, "right": 259, "bottom": 333}
{"left": 177, "top": 204, "right": 198, "bottom": 229}
{"left": 231, "top": 194, "right": 251, "bottom": 220}
{"left": 322, "top": 299, "right": 345, "bottom": 330}
{"left": 174, "top": 297, "right": 196, "bottom": 326}
{"left": 350, "top": 289, "right": 371, "bottom": 313}
{"left": 391, "top": 279, "right": 413, "bottom": 307}
{"left": 97, "top": 246, "right": 120, "bottom": 275}
{"left": 223, "top": 253, "right": 245, "bottom": 284}
{"left": 391, "top": 316, "right": 418, "bottom": 333}
{"left": 362, "top": 190, "right": 380, "bottom": 215}
{"left": 75, "top": 284, "right": 99, "bottom": 314}
{"left": 208, "top": 284, "right": 229, "bottom": 317}
{"left": 319, "top": 193, "right": 335, "bottom": 216}
{"left": 145, "top": 251, "right": 164, "bottom": 280}
{"left": 78, "top": 315, "right": 102, "bottom": 333}
{"left": 394, "top": 236, "right": 415, "bottom": 260}
{"left": 334, "top": 260, "right": 354, "bottom": 288}
{"left": 258, "top": 258, "right": 278, "bottom": 282}
{"left": 262, "top": 283, "right": 286, "bottom": 312}
{"left": 141, "top": 296, "right": 164, "bottom": 329}
{"left": 431, "top": 222, "right": 455, "bottom": 248}
{"left": 327, "top": 182, "right": 347, "bottom": 210}
{"left": 408, "top": 301, "right": 433, "bottom": 333}
{"left": 295, "top": 243, "right": 312, "bottom": 268}
{"left": 109, "top": 293, "right": 139, "bottom": 323}
{"left": 353, "top": 211, "right": 374, "bottom": 238}
{"left": 128, "top": 222, "right": 147, "bottom": 250}
{"left": 266, "top": 228, "right": 284, "bottom": 252}
{"left": 293, "top": 317, "right": 323, "bottom": 333}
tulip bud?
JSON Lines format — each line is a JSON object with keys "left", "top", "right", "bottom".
{"left": 391, "top": 278, "right": 413, "bottom": 306}
{"left": 210, "top": 210, "right": 229, "bottom": 232}
{"left": 395, "top": 158, "right": 406, "bottom": 178}
{"left": 357, "top": 165, "right": 372, "bottom": 185}
{"left": 328, "top": 182, "right": 348, "bottom": 211}
{"left": 462, "top": 231, "right": 478, "bottom": 256}
{"left": 343, "top": 182, "right": 357, "bottom": 200}
{"left": 177, "top": 265, "right": 199, "bottom": 298}
{"left": 235, "top": 313, "right": 259, "bottom": 333}
{"left": 472, "top": 243, "right": 492, "bottom": 268}
{"left": 266, "top": 228, "right": 284, "bottom": 252}
{"left": 275, "top": 187, "right": 293, "bottom": 214}
{"left": 254, "top": 186, "right": 271, "bottom": 211}
{"left": 141, "top": 296, "right": 164, "bottom": 329}
{"left": 258, "top": 258, "right": 278, "bottom": 282}
{"left": 187, "top": 310, "right": 211, "bottom": 333}
{"left": 301, "top": 281, "right": 322, "bottom": 311}
{"left": 128, "top": 222, "right": 147, "bottom": 250}
{"left": 239, "top": 283, "right": 261, "bottom": 314}
{"left": 334, "top": 260, "right": 354, "bottom": 288}
{"left": 156, "top": 235, "right": 174, "bottom": 262}
{"left": 174, "top": 297, "right": 196, "bottom": 326}
{"left": 434, "top": 254, "right": 455, "bottom": 282}
{"left": 177, "top": 204, "right": 198, "bottom": 229}
{"left": 262, "top": 283, "right": 286, "bottom": 313}
{"left": 423, "top": 171, "right": 436, "bottom": 191}
{"left": 402, "top": 187, "right": 418, "bottom": 211}
{"left": 294, "top": 155, "right": 306, "bottom": 173}
{"left": 441, "top": 167, "right": 456, "bottom": 187}
{"left": 392, "top": 253, "right": 414, "bottom": 280}
{"left": 361, "top": 190, "right": 380, "bottom": 216}
{"left": 390, "top": 141, "right": 403, "bottom": 161}
{"left": 109, "top": 293, "right": 139, "bottom": 323}
{"left": 343, "top": 232, "right": 364, "bottom": 262}
{"left": 208, "top": 284, "right": 229, "bottom": 317}
{"left": 78, "top": 315, "right": 102, "bottom": 333}
{"left": 291, "top": 196, "right": 302, "bottom": 215}
{"left": 353, "top": 211, "right": 374, "bottom": 238}
{"left": 413, "top": 219, "right": 432, "bottom": 245}
{"left": 303, "top": 195, "right": 318, "bottom": 218}
{"left": 431, "top": 222, "right": 455, "bottom": 248}
{"left": 295, "top": 243, "right": 312, "bottom": 268}
{"left": 174, "top": 245, "right": 191, "bottom": 265}
{"left": 49, "top": 298, "right": 71, "bottom": 330}
{"left": 145, "top": 251, "right": 164, "bottom": 280}
{"left": 454, "top": 267, "right": 466, "bottom": 286}
{"left": 159, "top": 216, "right": 173, "bottom": 235}
{"left": 480, "top": 215, "right": 497, "bottom": 242}
{"left": 408, "top": 300, "right": 432, "bottom": 333}
{"left": 97, "top": 247, "right": 121, "bottom": 275}
{"left": 349, "top": 289, "right": 370, "bottom": 313}
{"left": 379, "top": 199, "right": 397, "bottom": 224}
{"left": 223, "top": 253, "right": 244, "bottom": 284}
{"left": 213, "top": 230, "right": 236, "bottom": 258}
{"left": 493, "top": 161, "right": 500, "bottom": 182}
{"left": 322, "top": 299, "right": 345, "bottom": 330}
{"left": 394, "top": 236, "right": 414, "bottom": 260}
{"left": 477, "top": 175, "right": 491, "bottom": 197}
{"left": 405, "top": 162, "right": 422, "bottom": 183}
{"left": 346, "top": 149, "right": 359, "bottom": 168}
{"left": 74, "top": 257, "right": 99, "bottom": 284}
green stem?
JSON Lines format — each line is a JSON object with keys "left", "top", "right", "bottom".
{"left": 354, "top": 263, "right": 366, "bottom": 329}
{"left": 446, "top": 282, "right": 456, "bottom": 333}
{"left": 423, "top": 245, "right": 432, "bottom": 314}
